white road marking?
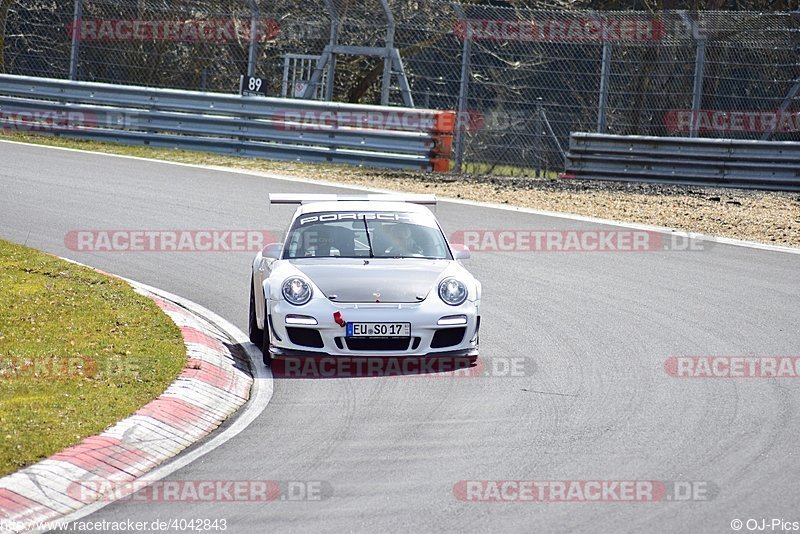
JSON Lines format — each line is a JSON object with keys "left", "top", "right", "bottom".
{"left": 1, "top": 138, "right": 797, "bottom": 255}
{"left": 25, "top": 277, "right": 274, "bottom": 533}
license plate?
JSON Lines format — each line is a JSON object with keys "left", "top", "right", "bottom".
{"left": 346, "top": 322, "right": 411, "bottom": 338}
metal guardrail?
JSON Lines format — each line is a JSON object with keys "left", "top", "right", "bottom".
{"left": 566, "top": 133, "right": 800, "bottom": 192}
{"left": 0, "top": 75, "right": 454, "bottom": 172}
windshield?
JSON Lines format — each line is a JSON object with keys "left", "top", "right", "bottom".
{"left": 283, "top": 211, "right": 452, "bottom": 260}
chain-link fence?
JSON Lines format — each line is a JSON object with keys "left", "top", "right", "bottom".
{"left": 2, "top": 1, "right": 798, "bottom": 176}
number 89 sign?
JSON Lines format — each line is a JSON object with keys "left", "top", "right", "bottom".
{"left": 239, "top": 75, "right": 267, "bottom": 97}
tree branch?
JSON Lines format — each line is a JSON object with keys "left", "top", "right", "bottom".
{"left": 0, "top": 0, "right": 13, "bottom": 74}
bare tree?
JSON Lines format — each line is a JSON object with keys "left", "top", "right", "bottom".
{"left": 0, "top": 0, "right": 13, "bottom": 73}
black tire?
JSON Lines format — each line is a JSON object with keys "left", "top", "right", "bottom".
{"left": 261, "top": 299, "right": 272, "bottom": 367}
{"left": 248, "top": 275, "right": 264, "bottom": 347}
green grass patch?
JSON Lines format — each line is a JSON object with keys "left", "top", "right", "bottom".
{"left": 459, "top": 160, "right": 562, "bottom": 179}
{"left": 0, "top": 130, "right": 378, "bottom": 177}
{"left": 0, "top": 130, "right": 560, "bottom": 180}
{"left": 0, "top": 239, "right": 185, "bottom": 476}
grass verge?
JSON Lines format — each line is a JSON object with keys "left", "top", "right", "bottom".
{"left": 0, "top": 239, "right": 185, "bottom": 477}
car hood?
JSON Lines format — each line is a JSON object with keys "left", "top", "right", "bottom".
{"left": 290, "top": 258, "right": 452, "bottom": 303}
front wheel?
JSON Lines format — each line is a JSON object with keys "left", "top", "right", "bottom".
{"left": 248, "top": 275, "right": 264, "bottom": 347}
{"left": 261, "top": 299, "right": 272, "bottom": 367}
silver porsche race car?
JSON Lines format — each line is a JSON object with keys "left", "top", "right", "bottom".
{"left": 249, "top": 194, "right": 481, "bottom": 365}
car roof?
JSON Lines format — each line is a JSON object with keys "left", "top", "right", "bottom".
{"left": 295, "top": 201, "right": 435, "bottom": 216}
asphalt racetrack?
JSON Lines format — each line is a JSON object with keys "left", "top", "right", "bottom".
{"left": 1, "top": 141, "right": 799, "bottom": 533}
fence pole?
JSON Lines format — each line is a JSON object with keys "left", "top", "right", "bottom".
{"left": 597, "top": 42, "right": 611, "bottom": 133}
{"left": 453, "top": 24, "right": 471, "bottom": 174}
{"left": 678, "top": 11, "right": 707, "bottom": 138}
{"left": 379, "top": 0, "right": 395, "bottom": 106}
{"left": 533, "top": 98, "right": 543, "bottom": 177}
{"left": 247, "top": 0, "right": 259, "bottom": 77}
{"left": 69, "top": 0, "right": 82, "bottom": 81}
{"left": 324, "top": 0, "right": 339, "bottom": 101}
{"left": 689, "top": 37, "right": 706, "bottom": 138}
{"left": 541, "top": 107, "right": 566, "bottom": 171}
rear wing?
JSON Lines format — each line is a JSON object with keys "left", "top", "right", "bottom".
{"left": 269, "top": 193, "right": 437, "bottom": 206}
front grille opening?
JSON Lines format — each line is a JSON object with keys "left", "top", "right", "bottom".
{"left": 344, "top": 337, "right": 413, "bottom": 351}
{"left": 334, "top": 337, "right": 344, "bottom": 350}
{"left": 286, "top": 327, "right": 324, "bottom": 348}
{"left": 411, "top": 337, "right": 421, "bottom": 350}
{"left": 431, "top": 327, "right": 466, "bottom": 349}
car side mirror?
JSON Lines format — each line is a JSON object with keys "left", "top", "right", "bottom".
{"left": 451, "top": 244, "right": 471, "bottom": 260}
{"left": 262, "top": 243, "right": 283, "bottom": 260}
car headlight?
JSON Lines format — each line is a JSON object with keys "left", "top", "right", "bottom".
{"left": 438, "top": 278, "right": 468, "bottom": 306}
{"left": 282, "top": 277, "right": 312, "bottom": 306}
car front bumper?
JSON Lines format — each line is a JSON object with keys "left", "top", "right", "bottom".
{"left": 267, "top": 298, "right": 480, "bottom": 358}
